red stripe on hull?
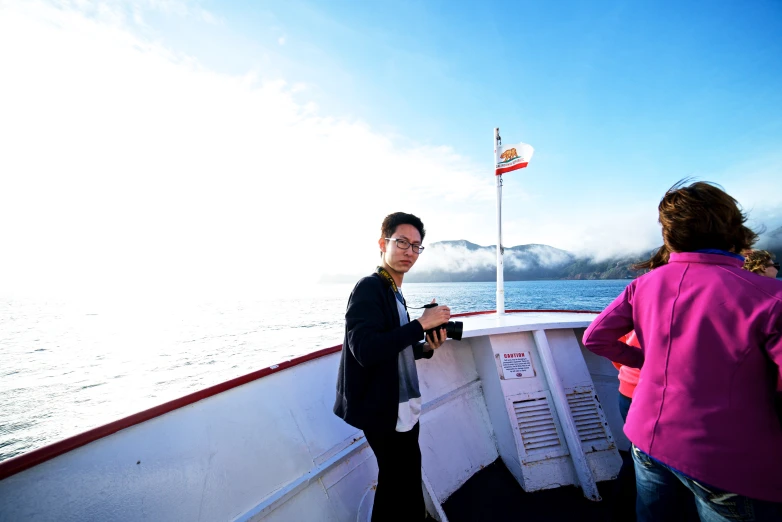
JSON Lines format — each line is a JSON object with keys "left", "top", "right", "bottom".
{"left": 0, "top": 345, "right": 342, "bottom": 481}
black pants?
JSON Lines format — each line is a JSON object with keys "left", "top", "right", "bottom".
{"left": 363, "top": 422, "right": 425, "bottom": 522}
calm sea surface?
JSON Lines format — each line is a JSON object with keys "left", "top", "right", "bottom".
{"left": 0, "top": 279, "right": 629, "bottom": 462}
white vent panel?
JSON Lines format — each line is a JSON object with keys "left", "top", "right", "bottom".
{"left": 567, "top": 389, "right": 608, "bottom": 444}
{"left": 513, "top": 397, "right": 562, "bottom": 452}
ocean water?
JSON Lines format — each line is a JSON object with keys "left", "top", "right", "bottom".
{"left": 0, "top": 279, "right": 629, "bottom": 463}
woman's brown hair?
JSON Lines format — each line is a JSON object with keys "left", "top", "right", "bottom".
{"left": 638, "top": 181, "right": 758, "bottom": 270}
{"left": 742, "top": 249, "right": 774, "bottom": 275}
{"left": 632, "top": 244, "right": 670, "bottom": 271}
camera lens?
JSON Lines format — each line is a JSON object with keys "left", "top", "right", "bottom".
{"left": 445, "top": 321, "right": 463, "bottom": 341}
{"left": 426, "top": 321, "right": 463, "bottom": 342}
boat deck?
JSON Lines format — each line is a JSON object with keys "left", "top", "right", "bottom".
{"left": 443, "top": 453, "right": 636, "bottom": 522}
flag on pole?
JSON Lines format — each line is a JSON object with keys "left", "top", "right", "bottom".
{"left": 495, "top": 142, "right": 534, "bottom": 175}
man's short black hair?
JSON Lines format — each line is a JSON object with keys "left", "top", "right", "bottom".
{"left": 381, "top": 212, "right": 426, "bottom": 242}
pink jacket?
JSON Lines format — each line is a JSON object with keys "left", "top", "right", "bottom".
{"left": 583, "top": 252, "right": 782, "bottom": 502}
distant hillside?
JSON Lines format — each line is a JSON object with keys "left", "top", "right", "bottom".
{"left": 758, "top": 226, "right": 782, "bottom": 259}
{"left": 404, "top": 240, "right": 646, "bottom": 283}
{"left": 320, "top": 237, "right": 782, "bottom": 284}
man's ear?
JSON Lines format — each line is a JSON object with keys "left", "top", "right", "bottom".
{"left": 378, "top": 237, "right": 387, "bottom": 255}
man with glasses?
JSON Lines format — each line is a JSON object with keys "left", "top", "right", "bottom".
{"left": 334, "top": 212, "right": 451, "bottom": 522}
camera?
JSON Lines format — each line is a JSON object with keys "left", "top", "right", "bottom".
{"left": 426, "top": 321, "right": 463, "bottom": 341}
{"left": 423, "top": 303, "right": 463, "bottom": 341}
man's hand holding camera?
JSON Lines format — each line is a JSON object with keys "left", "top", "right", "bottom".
{"left": 418, "top": 299, "right": 451, "bottom": 350}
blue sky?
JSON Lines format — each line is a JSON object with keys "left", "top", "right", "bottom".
{"left": 137, "top": 0, "right": 782, "bottom": 210}
{"left": 136, "top": 0, "right": 782, "bottom": 179}
{"left": 1, "top": 0, "right": 781, "bottom": 297}
{"left": 191, "top": 0, "right": 782, "bottom": 181}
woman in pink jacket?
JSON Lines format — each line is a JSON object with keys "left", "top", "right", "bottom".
{"left": 583, "top": 181, "right": 782, "bottom": 522}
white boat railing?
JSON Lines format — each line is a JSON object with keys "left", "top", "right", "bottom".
{"left": 0, "top": 310, "right": 623, "bottom": 522}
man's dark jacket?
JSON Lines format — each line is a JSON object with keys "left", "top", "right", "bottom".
{"left": 333, "top": 273, "right": 433, "bottom": 431}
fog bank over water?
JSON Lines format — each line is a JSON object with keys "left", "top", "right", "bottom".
{"left": 322, "top": 228, "right": 782, "bottom": 284}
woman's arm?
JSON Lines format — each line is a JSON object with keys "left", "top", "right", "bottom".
{"left": 583, "top": 287, "right": 644, "bottom": 368}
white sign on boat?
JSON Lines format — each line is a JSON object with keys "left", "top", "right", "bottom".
{"left": 499, "top": 351, "right": 535, "bottom": 379}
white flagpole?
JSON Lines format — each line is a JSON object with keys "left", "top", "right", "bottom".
{"left": 495, "top": 127, "right": 505, "bottom": 314}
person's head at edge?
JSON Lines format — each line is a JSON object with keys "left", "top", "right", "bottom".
{"left": 378, "top": 212, "right": 426, "bottom": 286}
{"left": 659, "top": 180, "right": 757, "bottom": 253}
{"left": 635, "top": 180, "right": 757, "bottom": 270}
{"left": 743, "top": 249, "right": 779, "bottom": 278}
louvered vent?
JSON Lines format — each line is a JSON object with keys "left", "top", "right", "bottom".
{"left": 514, "top": 397, "right": 562, "bottom": 452}
{"left": 567, "top": 390, "right": 606, "bottom": 443}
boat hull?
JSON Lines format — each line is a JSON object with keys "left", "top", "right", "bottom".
{"left": 0, "top": 311, "right": 626, "bottom": 522}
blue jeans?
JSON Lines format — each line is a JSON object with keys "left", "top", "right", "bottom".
{"left": 618, "top": 392, "right": 632, "bottom": 422}
{"left": 632, "top": 445, "right": 782, "bottom": 522}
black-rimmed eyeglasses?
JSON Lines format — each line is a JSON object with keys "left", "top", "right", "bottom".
{"left": 385, "top": 238, "right": 425, "bottom": 254}
{"left": 769, "top": 262, "right": 780, "bottom": 270}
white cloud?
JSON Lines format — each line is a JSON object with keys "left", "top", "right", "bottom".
{"left": 0, "top": 0, "right": 495, "bottom": 299}
{"left": 413, "top": 242, "right": 575, "bottom": 275}
{"left": 46, "top": 0, "right": 214, "bottom": 26}
{"left": 199, "top": 7, "right": 219, "bottom": 25}
{"left": 278, "top": 36, "right": 286, "bottom": 46}
{"left": 414, "top": 244, "right": 497, "bottom": 274}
